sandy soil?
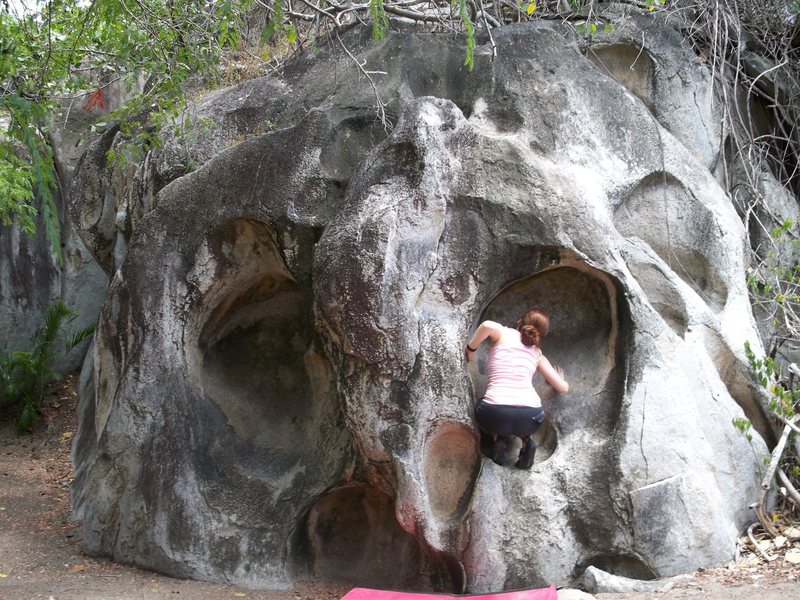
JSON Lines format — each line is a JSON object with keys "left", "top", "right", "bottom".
{"left": 1, "top": 375, "right": 798, "bottom": 600}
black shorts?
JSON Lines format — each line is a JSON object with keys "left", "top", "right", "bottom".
{"left": 475, "top": 399, "right": 545, "bottom": 438}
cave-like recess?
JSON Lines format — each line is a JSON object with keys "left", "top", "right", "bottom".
{"left": 188, "top": 218, "right": 456, "bottom": 590}
{"left": 472, "top": 262, "right": 624, "bottom": 459}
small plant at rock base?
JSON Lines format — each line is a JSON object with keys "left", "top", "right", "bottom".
{"left": 0, "top": 301, "right": 95, "bottom": 434}
{"left": 740, "top": 340, "right": 800, "bottom": 538}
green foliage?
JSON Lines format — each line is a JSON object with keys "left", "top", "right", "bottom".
{"left": 370, "top": 0, "right": 390, "bottom": 43}
{"left": 741, "top": 339, "right": 799, "bottom": 492}
{"left": 746, "top": 219, "right": 800, "bottom": 345}
{"left": 732, "top": 416, "right": 753, "bottom": 442}
{"left": 744, "top": 341, "right": 797, "bottom": 421}
{"left": 575, "top": 21, "right": 596, "bottom": 39}
{"left": 0, "top": 301, "right": 95, "bottom": 434}
{"left": 452, "top": 0, "right": 475, "bottom": 71}
{"left": 574, "top": 20, "right": 615, "bottom": 40}
{"left": 0, "top": 90, "right": 61, "bottom": 256}
{"left": 0, "top": 0, "right": 256, "bottom": 258}
{"left": 0, "top": 150, "right": 37, "bottom": 236}
{"left": 262, "top": 0, "right": 285, "bottom": 44}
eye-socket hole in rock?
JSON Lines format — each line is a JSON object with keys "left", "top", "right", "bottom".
{"left": 624, "top": 259, "right": 689, "bottom": 338}
{"left": 424, "top": 423, "right": 480, "bottom": 524}
{"left": 615, "top": 172, "right": 729, "bottom": 312}
{"left": 192, "top": 219, "right": 346, "bottom": 466}
{"left": 586, "top": 45, "right": 655, "bottom": 112}
{"left": 471, "top": 262, "right": 621, "bottom": 448}
{"left": 301, "top": 485, "right": 459, "bottom": 592}
{"left": 319, "top": 115, "right": 389, "bottom": 181}
{"left": 197, "top": 220, "right": 314, "bottom": 452}
{"left": 179, "top": 218, "right": 351, "bottom": 574}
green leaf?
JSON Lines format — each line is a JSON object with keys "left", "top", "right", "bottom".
{"left": 370, "top": 0, "right": 390, "bottom": 43}
{"left": 452, "top": 0, "right": 475, "bottom": 71}
{"left": 15, "top": 402, "right": 40, "bottom": 435}
{"left": 64, "top": 324, "right": 96, "bottom": 353}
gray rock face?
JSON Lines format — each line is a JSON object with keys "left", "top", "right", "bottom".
{"left": 0, "top": 78, "right": 125, "bottom": 390}
{"left": 0, "top": 206, "right": 106, "bottom": 396}
{"left": 70, "top": 16, "right": 775, "bottom": 593}
{"left": 68, "top": 76, "right": 290, "bottom": 275}
{"left": 0, "top": 219, "right": 61, "bottom": 383}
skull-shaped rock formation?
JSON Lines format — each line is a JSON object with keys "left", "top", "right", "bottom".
{"left": 71, "top": 16, "right": 774, "bottom": 593}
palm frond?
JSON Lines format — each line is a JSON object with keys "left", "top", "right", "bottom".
{"left": 64, "top": 323, "right": 96, "bottom": 353}
{"left": 1, "top": 301, "right": 90, "bottom": 433}
{"left": 37, "top": 301, "right": 76, "bottom": 355}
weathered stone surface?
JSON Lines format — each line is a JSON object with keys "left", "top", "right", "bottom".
{"left": 69, "top": 15, "right": 777, "bottom": 594}
{"left": 579, "top": 565, "right": 692, "bottom": 593}
{"left": 0, "top": 219, "right": 61, "bottom": 386}
{"left": 0, "top": 207, "right": 105, "bottom": 398}
{"left": 68, "top": 76, "right": 291, "bottom": 274}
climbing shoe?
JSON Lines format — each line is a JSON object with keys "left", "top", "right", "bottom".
{"left": 492, "top": 435, "right": 510, "bottom": 466}
{"left": 515, "top": 437, "right": 536, "bottom": 469}
{"left": 480, "top": 429, "right": 496, "bottom": 459}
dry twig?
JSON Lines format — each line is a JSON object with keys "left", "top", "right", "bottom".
{"left": 756, "top": 416, "right": 800, "bottom": 536}
{"left": 747, "top": 522, "right": 777, "bottom": 561}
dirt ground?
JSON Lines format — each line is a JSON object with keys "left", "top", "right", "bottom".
{"left": 1, "top": 375, "right": 799, "bottom": 600}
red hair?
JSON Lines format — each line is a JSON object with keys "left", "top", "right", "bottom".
{"left": 515, "top": 307, "right": 550, "bottom": 347}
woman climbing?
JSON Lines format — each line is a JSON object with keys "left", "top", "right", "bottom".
{"left": 465, "top": 307, "right": 569, "bottom": 469}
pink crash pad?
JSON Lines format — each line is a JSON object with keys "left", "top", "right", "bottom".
{"left": 340, "top": 585, "right": 558, "bottom": 600}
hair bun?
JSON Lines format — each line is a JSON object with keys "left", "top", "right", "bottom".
{"left": 515, "top": 307, "right": 550, "bottom": 347}
{"left": 520, "top": 324, "right": 540, "bottom": 347}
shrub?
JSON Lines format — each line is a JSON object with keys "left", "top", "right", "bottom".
{"left": 0, "top": 301, "right": 95, "bottom": 433}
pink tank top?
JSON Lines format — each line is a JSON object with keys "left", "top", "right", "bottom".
{"left": 484, "top": 328, "right": 542, "bottom": 408}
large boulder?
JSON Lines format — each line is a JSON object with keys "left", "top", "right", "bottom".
{"left": 70, "top": 17, "right": 775, "bottom": 593}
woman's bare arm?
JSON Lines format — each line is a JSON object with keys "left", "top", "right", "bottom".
{"left": 465, "top": 320, "right": 503, "bottom": 362}
{"left": 537, "top": 354, "right": 569, "bottom": 393}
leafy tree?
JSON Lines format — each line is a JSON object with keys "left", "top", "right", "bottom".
{"left": 0, "top": 300, "right": 95, "bottom": 433}
{"left": 1, "top": 0, "right": 257, "bottom": 258}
